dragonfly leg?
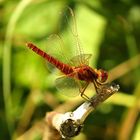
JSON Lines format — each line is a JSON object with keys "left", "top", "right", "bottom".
{"left": 93, "top": 80, "right": 102, "bottom": 94}
{"left": 93, "top": 80, "right": 107, "bottom": 94}
{"left": 79, "top": 82, "right": 90, "bottom": 101}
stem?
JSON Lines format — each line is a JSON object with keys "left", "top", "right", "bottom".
{"left": 45, "top": 82, "right": 119, "bottom": 139}
{"left": 3, "top": 0, "right": 33, "bottom": 136}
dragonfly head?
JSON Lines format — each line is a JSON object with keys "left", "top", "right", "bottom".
{"left": 97, "top": 69, "right": 108, "bottom": 83}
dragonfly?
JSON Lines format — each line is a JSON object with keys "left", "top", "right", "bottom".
{"left": 26, "top": 8, "right": 108, "bottom": 101}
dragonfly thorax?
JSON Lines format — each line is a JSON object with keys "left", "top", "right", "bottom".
{"left": 74, "top": 65, "right": 98, "bottom": 82}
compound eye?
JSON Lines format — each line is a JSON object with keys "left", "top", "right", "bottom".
{"left": 98, "top": 69, "right": 108, "bottom": 83}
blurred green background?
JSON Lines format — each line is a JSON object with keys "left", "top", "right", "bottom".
{"left": 0, "top": 0, "right": 140, "bottom": 140}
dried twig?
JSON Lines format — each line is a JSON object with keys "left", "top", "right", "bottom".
{"left": 44, "top": 82, "right": 119, "bottom": 139}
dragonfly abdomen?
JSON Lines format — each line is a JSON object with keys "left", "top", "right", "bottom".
{"left": 26, "top": 43, "right": 73, "bottom": 75}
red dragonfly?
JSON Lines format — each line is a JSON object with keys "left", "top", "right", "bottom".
{"left": 26, "top": 8, "right": 108, "bottom": 100}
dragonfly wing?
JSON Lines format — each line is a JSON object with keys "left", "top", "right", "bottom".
{"left": 55, "top": 76, "right": 89, "bottom": 97}
{"left": 69, "top": 54, "right": 92, "bottom": 66}
{"left": 55, "top": 76, "right": 80, "bottom": 97}
{"left": 44, "top": 34, "right": 72, "bottom": 71}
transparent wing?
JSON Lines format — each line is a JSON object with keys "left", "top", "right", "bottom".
{"left": 55, "top": 76, "right": 88, "bottom": 97}
{"left": 45, "top": 7, "right": 80, "bottom": 66}
{"left": 44, "top": 34, "right": 73, "bottom": 71}
{"left": 44, "top": 8, "right": 92, "bottom": 71}
{"left": 60, "top": 7, "right": 92, "bottom": 66}
{"left": 64, "top": 7, "right": 84, "bottom": 56}
{"left": 55, "top": 76, "right": 80, "bottom": 97}
{"left": 70, "top": 54, "right": 92, "bottom": 66}
{"left": 46, "top": 34, "right": 70, "bottom": 62}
